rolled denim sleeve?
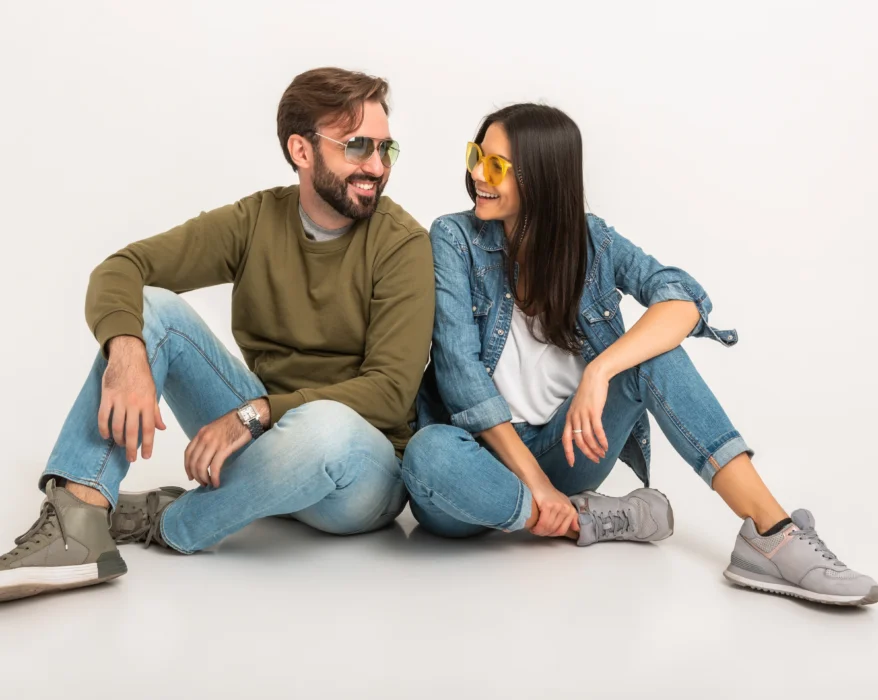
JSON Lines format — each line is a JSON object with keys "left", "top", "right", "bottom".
{"left": 429, "top": 217, "right": 513, "bottom": 433}
{"left": 606, "top": 223, "right": 713, "bottom": 338}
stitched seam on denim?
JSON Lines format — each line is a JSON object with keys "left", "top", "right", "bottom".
{"left": 163, "top": 328, "right": 248, "bottom": 404}
{"left": 638, "top": 367, "right": 711, "bottom": 470}
{"left": 586, "top": 229, "right": 611, "bottom": 285}
{"left": 437, "top": 218, "right": 469, "bottom": 259}
{"left": 403, "top": 469, "right": 521, "bottom": 530}
{"left": 709, "top": 430, "right": 742, "bottom": 452}
{"left": 474, "top": 262, "right": 504, "bottom": 278}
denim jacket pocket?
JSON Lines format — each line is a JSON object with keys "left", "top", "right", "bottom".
{"left": 581, "top": 289, "right": 623, "bottom": 349}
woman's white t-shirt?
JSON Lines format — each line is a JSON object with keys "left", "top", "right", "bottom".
{"left": 491, "top": 305, "right": 587, "bottom": 425}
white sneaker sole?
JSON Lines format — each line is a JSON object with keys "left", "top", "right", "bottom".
{"left": 0, "top": 556, "right": 127, "bottom": 602}
{"left": 723, "top": 568, "right": 878, "bottom": 606}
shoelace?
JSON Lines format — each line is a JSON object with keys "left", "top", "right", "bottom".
{"left": 1, "top": 492, "right": 69, "bottom": 562}
{"left": 796, "top": 526, "right": 846, "bottom": 567}
{"left": 115, "top": 491, "right": 162, "bottom": 548}
{"left": 593, "top": 509, "right": 632, "bottom": 540}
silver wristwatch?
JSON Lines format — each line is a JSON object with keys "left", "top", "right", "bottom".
{"left": 236, "top": 402, "right": 265, "bottom": 440}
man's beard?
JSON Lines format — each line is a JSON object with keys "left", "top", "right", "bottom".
{"left": 311, "top": 147, "right": 385, "bottom": 220}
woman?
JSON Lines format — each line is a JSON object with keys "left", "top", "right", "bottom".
{"left": 404, "top": 103, "right": 876, "bottom": 607}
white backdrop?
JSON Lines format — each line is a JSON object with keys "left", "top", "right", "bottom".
{"left": 0, "top": 1, "right": 877, "bottom": 687}
{"left": 2, "top": 0, "right": 875, "bottom": 508}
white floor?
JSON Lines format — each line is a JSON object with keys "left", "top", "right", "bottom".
{"left": 2, "top": 440, "right": 877, "bottom": 700}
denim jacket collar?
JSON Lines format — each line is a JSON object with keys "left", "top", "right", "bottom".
{"left": 471, "top": 216, "right": 507, "bottom": 252}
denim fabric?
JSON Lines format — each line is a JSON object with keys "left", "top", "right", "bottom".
{"left": 41, "top": 287, "right": 406, "bottom": 553}
{"left": 416, "top": 211, "right": 740, "bottom": 485}
{"left": 404, "top": 346, "right": 751, "bottom": 537}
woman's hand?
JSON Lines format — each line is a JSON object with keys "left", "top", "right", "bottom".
{"left": 563, "top": 365, "right": 611, "bottom": 466}
{"left": 530, "top": 482, "right": 580, "bottom": 537}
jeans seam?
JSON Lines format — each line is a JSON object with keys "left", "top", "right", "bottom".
{"left": 637, "top": 366, "right": 712, "bottom": 473}
{"left": 401, "top": 465, "right": 524, "bottom": 531}
{"left": 163, "top": 327, "right": 249, "bottom": 404}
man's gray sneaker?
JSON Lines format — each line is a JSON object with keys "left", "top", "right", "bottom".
{"left": 723, "top": 509, "right": 878, "bottom": 606}
{"left": 0, "top": 479, "right": 127, "bottom": 602}
{"left": 110, "top": 486, "right": 186, "bottom": 548}
{"left": 570, "top": 488, "right": 674, "bottom": 546}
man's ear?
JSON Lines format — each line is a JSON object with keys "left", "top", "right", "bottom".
{"left": 288, "top": 134, "right": 312, "bottom": 171}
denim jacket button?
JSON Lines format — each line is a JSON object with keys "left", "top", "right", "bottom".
{"left": 505, "top": 293, "right": 512, "bottom": 299}
{"left": 727, "top": 335, "right": 733, "bottom": 341}
{"left": 642, "top": 439, "right": 648, "bottom": 445}
{"left": 603, "top": 310, "right": 611, "bottom": 317}
{"left": 485, "top": 366, "right": 491, "bottom": 373}
{"left": 497, "top": 329, "right": 504, "bottom": 335}
{"left": 472, "top": 306, "right": 477, "bottom": 312}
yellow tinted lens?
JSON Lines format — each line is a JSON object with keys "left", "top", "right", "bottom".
{"left": 485, "top": 156, "right": 506, "bottom": 185}
{"left": 466, "top": 142, "right": 481, "bottom": 172}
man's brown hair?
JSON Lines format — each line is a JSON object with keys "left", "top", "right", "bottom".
{"left": 277, "top": 67, "right": 390, "bottom": 171}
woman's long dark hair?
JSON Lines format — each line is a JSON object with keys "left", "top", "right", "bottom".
{"left": 466, "top": 103, "right": 589, "bottom": 354}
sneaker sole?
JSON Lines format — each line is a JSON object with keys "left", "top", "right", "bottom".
{"left": 582, "top": 489, "right": 675, "bottom": 543}
{"left": 0, "top": 552, "right": 127, "bottom": 603}
{"left": 723, "top": 566, "right": 878, "bottom": 606}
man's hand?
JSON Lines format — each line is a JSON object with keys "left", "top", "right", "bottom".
{"left": 98, "top": 336, "right": 166, "bottom": 462}
{"left": 184, "top": 399, "right": 269, "bottom": 488}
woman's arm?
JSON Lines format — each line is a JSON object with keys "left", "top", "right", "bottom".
{"left": 562, "top": 299, "right": 699, "bottom": 465}
{"left": 477, "top": 422, "right": 580, "bottom": 537}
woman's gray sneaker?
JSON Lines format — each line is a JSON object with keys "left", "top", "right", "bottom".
{"left": 570, "top": 488, "right": 674, "bottom": 546}
{"left": 724, "top": 509, "right": 878, "bottom": 606}
{"left": 110, "top": 486, "right": 186, "bottom": 548}
{"left": 0, "top": 479, "right": 127, "bottom": 602}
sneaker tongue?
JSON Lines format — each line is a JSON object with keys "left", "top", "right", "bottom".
{"left": 791, "top": 509, "right": 815, "bottom": 530}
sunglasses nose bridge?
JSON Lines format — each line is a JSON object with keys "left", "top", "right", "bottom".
{"left": 471, "top": 158, "right": 486, "bottom": 182}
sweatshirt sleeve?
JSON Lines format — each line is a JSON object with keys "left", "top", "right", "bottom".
{"left": 85, "top": 195, "right": 260, "bottom": 356}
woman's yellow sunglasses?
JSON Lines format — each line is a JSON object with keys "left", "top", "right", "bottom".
{"left": 466, "top": 142, "right": 513, "bottom": 187}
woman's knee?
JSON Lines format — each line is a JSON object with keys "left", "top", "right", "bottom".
{"left": 402, "top": 424, "right": 471, "bottom": 483}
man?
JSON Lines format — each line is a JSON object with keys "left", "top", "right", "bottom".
{"left": 0, "top": 67, "right": 435, "bottom": 602}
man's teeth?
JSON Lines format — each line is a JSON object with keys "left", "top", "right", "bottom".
{"left": 477, "top": 190, "right": 499, "bottom": 199}
{"left": 352, "top": 182, "right": 375, "bottom": 191}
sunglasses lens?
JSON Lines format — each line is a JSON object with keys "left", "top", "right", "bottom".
{"left": 485, "top": 156, "right": 506, "bottom": 186}
{"left": 379, "top": 140, "right": 400, "bottom": 167}
{"left": 466, "top": 142, "right": 481, "bottom": 173}
{"left": 344, "top": 136, "right": 374, "bottom": 163}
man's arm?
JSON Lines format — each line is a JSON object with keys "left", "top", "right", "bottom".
{"left": 86, "top": 195, "right": 260, "bottom": 355}
{"left": 265, "top": 232, "right": 435, "bottom": 429}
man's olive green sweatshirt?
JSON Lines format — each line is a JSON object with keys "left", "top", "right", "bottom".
{"left": 85, "top": 185, "right": 435, "bottom": 457}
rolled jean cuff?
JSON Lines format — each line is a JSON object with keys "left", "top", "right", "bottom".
{"left": 700, "top": 435, "right": 753, "bottom": 488}
{"left": 159, "top": 498, "right": 195, "bottom": 555}
{"left": 501, "top": 481, "right": 532, "bottom": 532}
{"left": 39, "top": 471, "right": 118, "bottom": 511}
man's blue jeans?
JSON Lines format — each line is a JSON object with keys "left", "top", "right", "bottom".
{"left": 402, "top": 346, "right": 751, "bottom": 537}
{"left": 41, "top": 287, "right": 406, "bottom": 553}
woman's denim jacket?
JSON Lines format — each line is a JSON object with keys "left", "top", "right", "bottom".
{"left": 415, "top": 210, "right": 738, "bottom": 486}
